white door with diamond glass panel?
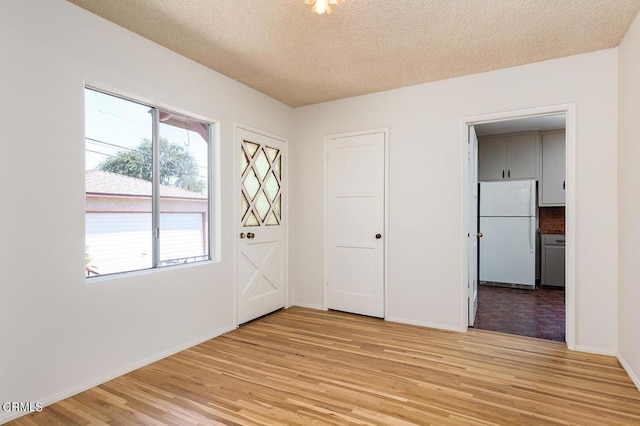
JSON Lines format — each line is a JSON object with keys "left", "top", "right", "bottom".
{"left": 326, "top": 131, "right": 385, "bottom": 318}
{"left": 237, "top": 128, "right": 286, "bottom": 324}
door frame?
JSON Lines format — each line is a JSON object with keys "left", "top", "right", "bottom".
{"left": 233, "top": 123, "right": 289, "bottom": 327}
{"left": 323, "top": 128, "right": 390, "bottom": 316}
{"left": 462, "top": 104, "right": 576, "bottom": 350}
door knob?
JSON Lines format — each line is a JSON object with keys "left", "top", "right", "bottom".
{"left": 239, "top": 233, "right": 246, "bottom": 239}
{"left": 375, "top": 234, "right": 382, "bottom": 239}
{"left": 247, "top": 232, "right": 255, "bottom": 239}
{"left": 477, "top": 232, "right": 483, "bottom": 238}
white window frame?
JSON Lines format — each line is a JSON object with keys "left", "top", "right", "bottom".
{"left": 84, "top": 86, "right": 218, "bottom": 278}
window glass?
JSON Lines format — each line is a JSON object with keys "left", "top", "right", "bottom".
{"left": 84, "top": 88, "right": 212, "bottom": 277}
{"left": 158, "top": 113, "right": 210, "bottom": 267}
{"left": 240, "top": 139, "right": 282, "bottom": 227}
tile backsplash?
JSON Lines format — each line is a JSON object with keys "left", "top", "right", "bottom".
{"left": 539, "top": 207, "right": 565, "bottom": 234}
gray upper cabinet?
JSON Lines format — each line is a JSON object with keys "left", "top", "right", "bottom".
{"left": 506, "top": 133, "right": 538, "bottom": 179}
{"left": 478, "top": 132, "right": 538, "bottom": 181}
{"left": 540, "top": 131, "right": 566, "bottom": 206}
{"left": 478, "top": 135, "right": 507, "bottom": 180}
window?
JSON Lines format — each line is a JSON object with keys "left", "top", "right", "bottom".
{"left": 84, "top": 88, "right": 212, "bottom": 277}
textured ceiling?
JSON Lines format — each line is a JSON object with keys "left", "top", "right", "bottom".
{"left": 68, "top": 0, "right": 640, "bottom": 107}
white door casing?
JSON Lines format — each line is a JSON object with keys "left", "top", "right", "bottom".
{"left": 326, "top": 131, "right": 385, "bottom": 318}
{"left": 237, "top": 128, "right": 286, "bottom": 325}
{"left": 463, "top": 105, "right": 575, "bottom": 350}
{"left": 468, "top": 126, "right": 479, "bottom": 326}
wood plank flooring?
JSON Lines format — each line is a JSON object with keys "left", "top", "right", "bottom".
{"left": 10, "top": 307, "right": 640, "bottom": 425}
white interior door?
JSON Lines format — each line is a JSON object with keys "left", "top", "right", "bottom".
{"left": 237, "top": 128, "right": 286, "bottom": 324}
{"left": 468, "top": 125, "right": 479, "bottom": 326}
{"left": 326, "top": 131, "right": 385, "bottom": 318}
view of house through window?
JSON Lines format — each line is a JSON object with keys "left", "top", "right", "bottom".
{"left": 85, "top": 88, "right": 211, "bottom": 277}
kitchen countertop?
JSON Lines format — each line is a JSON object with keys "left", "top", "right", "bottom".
{"left": 539, "top": 229, "right": 565, "bottom": 235}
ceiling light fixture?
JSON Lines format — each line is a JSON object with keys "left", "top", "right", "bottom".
{"left": 305, "top": 0, "right": 344, "bottom": 15}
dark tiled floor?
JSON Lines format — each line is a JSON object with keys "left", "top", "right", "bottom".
{"left": 473, "top": 284, "right": 565, "bottom": 342}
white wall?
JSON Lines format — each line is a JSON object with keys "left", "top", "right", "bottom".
{"left": 291, "top": 50, "right": 619, "bottom": 351}
{"left": 617, "top": 12, "right": 640, "bottom": 389}
{"left": 0, "top": 0, "right": 292, "bottom": 420}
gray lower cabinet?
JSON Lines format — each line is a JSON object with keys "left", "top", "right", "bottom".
{"left": 541, "top": 234, "right": 565, "bottom": 287}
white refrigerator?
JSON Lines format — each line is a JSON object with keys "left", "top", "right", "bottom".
{"left": 479, "top": 179, "right": 536, "bottom": 288}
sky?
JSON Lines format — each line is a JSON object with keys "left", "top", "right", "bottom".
{"left": 84, "top": 88, "right": 209, "bottom": 184}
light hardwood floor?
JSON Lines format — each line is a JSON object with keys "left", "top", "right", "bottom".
{"left": 11, "top": 307, "right": 640, "bottom": 425}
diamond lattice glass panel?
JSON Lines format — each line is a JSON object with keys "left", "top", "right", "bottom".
{"left": 266, "top": 212, "right": 279, "bottom": 226}
{"left": 255, "top": 190, "right": 270, "bottom": 222}
{"left": 241, "top": 192, "right": 249, "bottom": 220}
{"left": 273, "top": 195, "right": 281, "bottom": 220}
{"left": 254, "top": 149, "right": 270, "bottom": 181}
{"left": 265, "top": 146, "right": 279, "bottom": 162}
{"left": 244, "top": 141, "right": 259, "bottom": 158}
{"left": 272, "top": 155, "right": 281, "bottom": 180}
{"left": 244, "top": 210, "right": 259, "bottom": 227}
{"left": 243, "top": 168, "right": 260, "bottom": 200}
{"left": 241, "top": 150, "right": 249, "bottom": 175}
{"left": 264, "top": 171, "right": 280, "bottom": 201}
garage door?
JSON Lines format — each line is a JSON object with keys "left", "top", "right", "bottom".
{"left": 86, "top": 213, "right": 205, "bottom": 275}
{"left": 159, "top": 213, "right": 207, "bottom": 265}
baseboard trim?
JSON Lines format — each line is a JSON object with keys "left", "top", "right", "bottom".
{"left": 617, "top": 353, "right": 640, "bottom": 392}
{"left": 1, "top": 410, "right": 29, "bottom": 424}
{"left": 291, "top": 303, "right": 326, "bottom": 311}
{"left": 385, "top": 316, "right": 465, "bottom": 333}
{"left": 574, "top": 344, "right": 617, "bottom": 356}
{"left": 0, "top": 325, "right": 235, "bottom": 425}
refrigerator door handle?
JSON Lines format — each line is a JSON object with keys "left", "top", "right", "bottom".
{"left": 530, "top": 217, "right": 535, "bottom": 253}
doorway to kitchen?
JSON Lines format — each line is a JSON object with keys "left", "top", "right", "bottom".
{"left": 464, "top": 105, "right": 575, "bottom": 348}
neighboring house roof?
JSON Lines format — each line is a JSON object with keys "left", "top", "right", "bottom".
{"left": 86, "top": 169, "right": 206, "bottom": 200}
